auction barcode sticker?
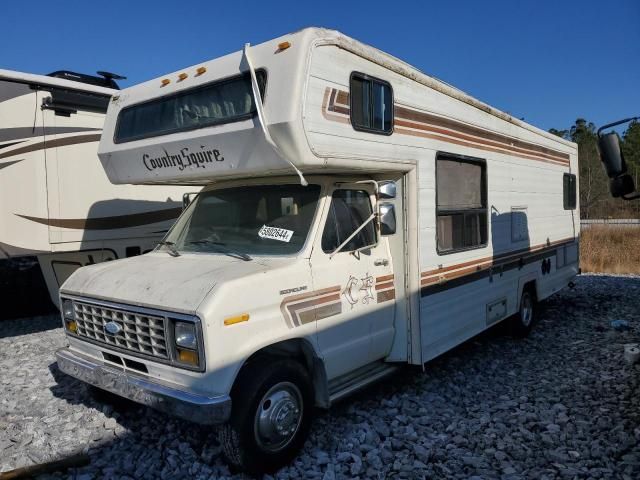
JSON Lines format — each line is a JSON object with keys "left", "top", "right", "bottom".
{"left": 258, "top": 225, "right": 294, "bottom": 243}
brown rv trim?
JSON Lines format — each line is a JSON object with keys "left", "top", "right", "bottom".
{"left": 375, "top": 281, "right": 394, "bottom": 291}
{"left": 375, "top": 274, "right": 394, "bottom": 282}
{"left": 0, "top": 133, "right": 101, "bottom": 160}
{"left": 377, "top": 289, "right": 396, "bottom": 303}
{"left": 421, "top": 237, "right": 575, "bottom": 280}
{"left": 0, "top": 126, "right": 101, "bottom": 144}
{"left": 396, "top": 127, "right": 567, "bottom": 167}
{"left": 420, "top": 238, "right": 577, "bottom": 296}
{"left": 0, "top": 159, "right": 22, "bottom": 170}
{"left": 0, "top": 140, "right": 24, "bottom": 150}
{"left": 280, "top": 285, "right": 342, "bottom": 328}
{"left": 394, "top": 106, "right": 569, "bottom": 163}
{"left": 322, "top": 87, "right": 571, "bottom": 167}
{"left": 321, "top": 88, "right": 349, "bottom": 124}
{"left": 16, "top": 206, "right": 182, "bottom": 230}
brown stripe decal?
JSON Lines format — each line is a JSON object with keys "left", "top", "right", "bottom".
{"left": 322, "top": 88, "right": 570, "bottom": 166}
{"left": 16, "top": 206, "right": 182, "bottom": 230}
{"left": 374, "top": 274, "right": 395, "bottom": 304}
{"left": 280, "top": 286, "right": 342, "bottom": 328}
{"left": 377, "top": 289, "right": 396, "bottom": 303}
{"left": 0, "top": 133, "right": 101, "bottom": 160}
{"left": 376, "top": 274, "right": 395, "bottom": 283}
{"left": 421, "top": 238, "right": 576, "bottom": 290}
{"left": 0, "top": 159, "right": 22, "bottom": 170}
{"left": 375, "top": 281, "right": 394, "bottom": 291}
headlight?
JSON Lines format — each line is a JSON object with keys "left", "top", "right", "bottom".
{"left": 62, "top": 299, "right": 74, "bottom": 319}
{"left": 174, "top": 322, "right": 197, "bottom": 350}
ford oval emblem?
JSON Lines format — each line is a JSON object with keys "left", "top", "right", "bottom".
{"left": 104, "top": 321, "right": 122, "bottom": 335}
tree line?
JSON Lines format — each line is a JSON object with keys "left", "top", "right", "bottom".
{"left": 549, "top": 119, "right": 640, "bottom": 219}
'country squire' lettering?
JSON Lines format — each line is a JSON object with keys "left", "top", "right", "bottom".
{"left": 143, "top": 146, "right": 224, "bottom": 172}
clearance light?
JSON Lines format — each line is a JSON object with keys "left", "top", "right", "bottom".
{"left": 277, "top": 41, "right": 291, "bottom": 51}
{"left": 177, "top": 348, "right": 198, "bottom": 365}
{"left": 224, "top": 313, "right": 250, "bottom": 326}
{"left": 195, "top": 67, "right": 207, "bottom": 76}
{"left": 177, "top": 73, "right": 188, "bottom": 82}
{"left": 161, "top": 78, "right": 170, "bottom": 87}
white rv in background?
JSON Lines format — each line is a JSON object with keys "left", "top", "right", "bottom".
{"left": 55, "top": 28, "right": 579, "bottom": 473}
{"left": 0, "top": 69, "right": 197, "bottom": 305}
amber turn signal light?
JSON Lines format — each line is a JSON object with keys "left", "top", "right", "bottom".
{"left": 224, "top": 313, "right": 250, "bottom": 326}
{"left": 177, "top": 348, "right": 198, "bottom": 365}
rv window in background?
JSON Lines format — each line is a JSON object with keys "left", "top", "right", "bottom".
{"left": 436, "top": 153, "right": 488, "bottom": 254}
{"left": 350, "top": 73, "right": 393, "bottom": 135}
{"left": 115, "top": 71, "right": 266, "bottom": 143}
{"left": 563, "top": 173, "right": 577, "bottom": 210}
{"left": 322, "top": 189, "right": 376, "bottom": 253}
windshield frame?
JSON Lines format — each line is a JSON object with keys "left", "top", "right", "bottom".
{"left": 114, "top": 69, "right": 267, "bottom": 144}
{"left": 157, "top": 179, "right": 325, "bottom": 259}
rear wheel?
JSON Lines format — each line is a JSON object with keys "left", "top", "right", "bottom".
{"left": 511, "top": 287, "right": 536, "bottom": 337}
{"left": 219, "top": 359, "right": 314, "bottom": 474}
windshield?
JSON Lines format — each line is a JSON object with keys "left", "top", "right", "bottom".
{"left": 162, "top": 184, "right": 321, "bottom": 256}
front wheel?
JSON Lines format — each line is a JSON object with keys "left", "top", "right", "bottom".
{"left": 510, "top": 287, "right": 536, "bottom": 337}
{"left": 218, "top": 359, "right": 314, "bottom": 474}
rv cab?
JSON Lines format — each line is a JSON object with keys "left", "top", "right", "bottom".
{"left": 55, "top": 28, "right": 579, "bottom": 473}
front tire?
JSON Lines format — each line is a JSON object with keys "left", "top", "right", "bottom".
{"left": 219, "top": 359, "right": 314, "bottom": 474}
{"left": 511, "top": 287, "right": 536, "bottom": 337}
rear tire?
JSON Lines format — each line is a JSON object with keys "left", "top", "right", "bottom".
{"left": 219, "top": 359, "right": 314, "bottom": 474}
{"left": 511, "top": 287, "right": 536, "bottom": 337}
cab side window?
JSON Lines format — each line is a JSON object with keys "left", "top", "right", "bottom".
{"left": 322, "top": 190, "right": 376, "bottom": 253}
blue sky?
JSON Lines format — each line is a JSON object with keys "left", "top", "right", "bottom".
{"left": 2, "top": 0, "right": 638, "bottom": 132}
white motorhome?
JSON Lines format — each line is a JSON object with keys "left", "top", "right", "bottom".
{"left": 0, "top": 69, "right": 197, "bottom": 305}
{"left": 55, "top": 28, "right": 580, "bottom": 473}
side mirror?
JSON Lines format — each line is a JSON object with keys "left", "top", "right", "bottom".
{"left": 597, "top": 132, "right": 636, "bottom": 197}
{"left": 378, "top": 181, "right": 397, "bottom": 199}
{"left": 379, "top": 203, "right": 396, "bottom": 235}
{"left": 598, "top": 132, "right": 627, "bottom": 178}
{"left": 182, "top": 192, "right": 199, "bottom": 210}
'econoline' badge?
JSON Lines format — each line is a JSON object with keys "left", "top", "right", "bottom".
{"left": 104, "top": 322, "right": 122, "bottom": 335}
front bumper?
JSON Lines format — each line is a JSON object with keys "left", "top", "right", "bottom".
{"left": 55, "top": 347, "right": 231, "bottom": 425}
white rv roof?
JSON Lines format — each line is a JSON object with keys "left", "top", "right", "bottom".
{"left": 98, "top": 27, "right": 576, "bottom": 186}
{"left": 311, "top": 28, "right": 573, "bottom": 148}
{"left": 0, "top": 68, "right": 116, "bottom": 95}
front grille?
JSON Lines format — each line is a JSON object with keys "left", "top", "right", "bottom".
{"left": 72, "top": 301, "right": 169, "bottom": 359}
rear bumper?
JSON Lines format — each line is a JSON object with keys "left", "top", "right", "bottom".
{"left": 55, "top": 347, "right": 231, "bottom": 425}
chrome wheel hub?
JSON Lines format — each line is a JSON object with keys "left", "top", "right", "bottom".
{"left": 521, "top": 294, "right": 533, "bottom": 327}
{"left": 254, "top": 382, "right": 303, "bottom": 452}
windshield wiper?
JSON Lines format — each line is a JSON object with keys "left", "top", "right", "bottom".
{"left": 188, "top": 240, "right": 252, "bottom": 261}
{"left": 158, "top": 241, "right": 180, "bottom": 257}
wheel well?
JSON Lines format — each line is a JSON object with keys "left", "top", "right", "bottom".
{"left": 236, "top": 339, "right": 329, "bottom": 409}
{"left": 522, "top": 280, "right": 538, "bottom": 302}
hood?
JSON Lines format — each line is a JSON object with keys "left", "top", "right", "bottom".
{"left": 61, "top": 252, "right": 271, "bottom": 314}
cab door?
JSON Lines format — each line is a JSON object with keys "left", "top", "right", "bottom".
{"left": 310, "top": 184, "right": 395, "bottom": 380}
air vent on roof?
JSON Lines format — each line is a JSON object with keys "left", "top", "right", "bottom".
{"left": 46, "top": 70, "right": 126, "bottom": 90}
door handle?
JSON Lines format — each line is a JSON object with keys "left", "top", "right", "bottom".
{"left": 374, "top": 258, "right": 389, "bottom": 266}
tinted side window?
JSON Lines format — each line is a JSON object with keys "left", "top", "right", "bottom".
{"left": 563, "top": 173, "right": 577, "bottom": 210}
{"left": 115, "top": 71, "right": 266, "bottom": 143}
{"left": 322, "top": 190, "right": 376, "bottom": 253}
{"left": 436, "top": 154, "right": 488, "bottom": 253}
{"left": 350, "top": 73, "right": 392, "bottom": 134}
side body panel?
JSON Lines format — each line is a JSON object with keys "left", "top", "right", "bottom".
{"left": 303, "top": 44, "right": 579, "bottom": 365}
{"left": 0, "top": 82, "right": 50, "bottom": 257}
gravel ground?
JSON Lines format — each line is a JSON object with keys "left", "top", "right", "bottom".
{"left": 1, "top": 273, "right": 640, "bottom": 479}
